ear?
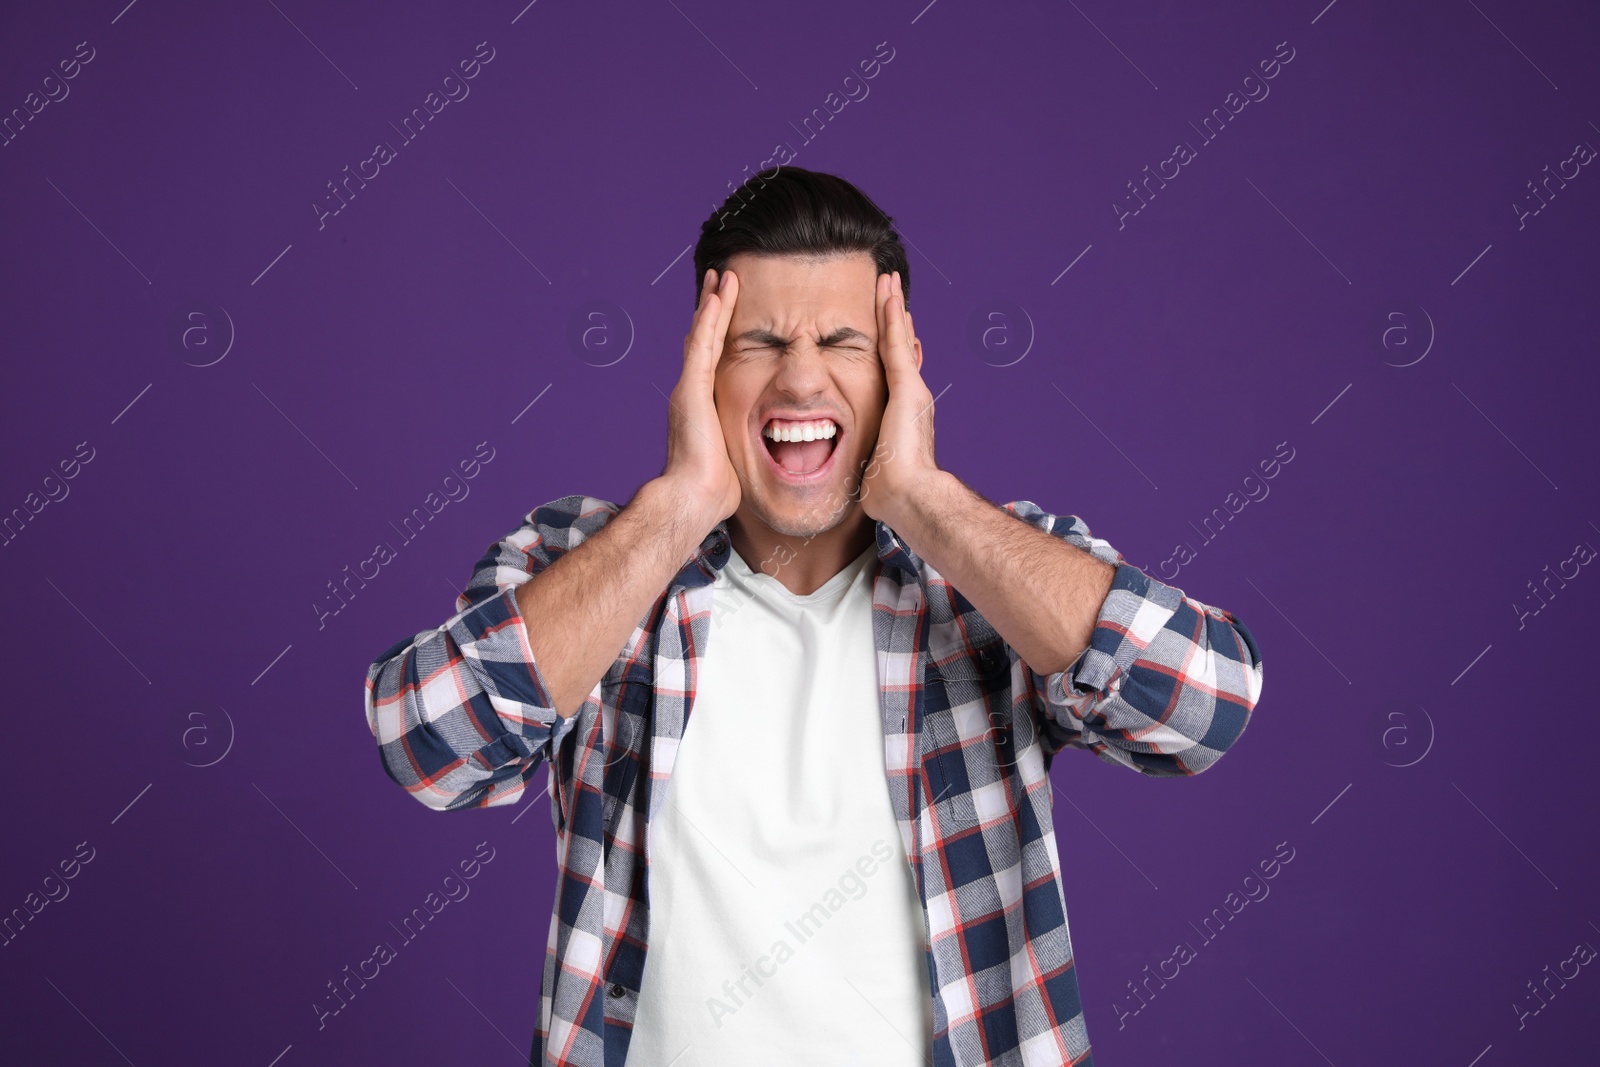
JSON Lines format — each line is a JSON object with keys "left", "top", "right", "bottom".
{"left": 908, "top": 311, "right": 922, "bottom": 372}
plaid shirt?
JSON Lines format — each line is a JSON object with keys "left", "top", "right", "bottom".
{"left": 365, "top": 494, "right": 1265, "bottom": 1067}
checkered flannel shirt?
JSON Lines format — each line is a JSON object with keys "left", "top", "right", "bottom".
{"left": 365, "top": 494, "right": 1265, "bottom": 1066}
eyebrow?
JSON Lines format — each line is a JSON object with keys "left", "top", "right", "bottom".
{"left": 731, "top": 326, "right": 873, "bottom": 348}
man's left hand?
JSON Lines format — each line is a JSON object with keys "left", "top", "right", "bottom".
{"left": 860, "top": 270, "right": 943, "bottom": 526}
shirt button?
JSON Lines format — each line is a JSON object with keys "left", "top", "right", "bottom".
{"left": 608, "top": 983, "right": 626, "bottom": 998}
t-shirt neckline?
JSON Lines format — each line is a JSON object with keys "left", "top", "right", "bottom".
{"left": 724, "top": 541, "right": 875, "bottom": 606}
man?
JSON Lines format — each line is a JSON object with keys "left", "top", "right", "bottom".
{"left": 365, "top": 167, "right": 1264, "bottom": 1067}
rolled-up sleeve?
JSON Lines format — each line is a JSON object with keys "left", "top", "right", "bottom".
{"left": 363, "top": 495, "right": 617, "bottom": 811}
{"left": 1003, "top": 501, "right": 1264, "bottom": 777}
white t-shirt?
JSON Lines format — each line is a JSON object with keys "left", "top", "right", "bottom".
{"left": 624, "top": 542, "right": 933, "bottom": 1066}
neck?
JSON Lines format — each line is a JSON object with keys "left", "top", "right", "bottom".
{"left": 726, "top": 505, "right": 876, "bottom": 596}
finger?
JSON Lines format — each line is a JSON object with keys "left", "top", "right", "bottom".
{"left": 893, "top": 272, "right": 921, "bottom": 369}
{"left": 684, "top": 272, "right": 726, "bottom": 375}
{"left": 880, "top": 270, "right": 916, "bottom": 385}
{"left": 874, "top": 270, "right": 889, "bottom": 368}
{"left": 694, "top": 268, "right": 718, "bottom": 324}
{"left": 898, "top": 274, "right": 914, "bottom": 345}
{"left": 686, "top": 268, "right": 715, "bottom": 344}
{"left": 708, "top": 269, "right": 739, "bottom": 373}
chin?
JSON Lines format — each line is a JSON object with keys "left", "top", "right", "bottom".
{"left": 758, "top": 499, "right": 851, "bottom": 540}
{"left": 744, "top": 467, "right": 863, "bottom": 540}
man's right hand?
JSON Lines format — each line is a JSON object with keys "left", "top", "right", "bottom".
{"left": 501, "top": 269, "right": 745, "bottom": 720}
{"left": 660, "top": 268, "right": 742, "bottom": 531}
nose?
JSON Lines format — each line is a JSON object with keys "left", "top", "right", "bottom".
{"left": 768, "top": 342, "right": 830, "bottom": 396}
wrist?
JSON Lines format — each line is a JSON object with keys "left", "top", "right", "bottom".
{"left": 640, "top": 475, "right": 724, "bottom": 544}
{"left": 871, "top": 466, "right": 954, "bottom": 532}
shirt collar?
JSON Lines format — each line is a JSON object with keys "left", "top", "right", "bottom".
{"left": 671, "top": 517, "right": 922, "bottom": 590}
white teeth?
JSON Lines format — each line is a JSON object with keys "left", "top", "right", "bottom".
{"left": 762, "top": 419, "right": 838, "bottom": 443}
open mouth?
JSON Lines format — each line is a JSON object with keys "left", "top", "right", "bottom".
{"left": 761, "top": 417, "right": 841, "bottom": 482}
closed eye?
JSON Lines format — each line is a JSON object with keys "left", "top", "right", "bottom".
{"left": 732, "top": 326, "right": 874, "bottom": 352}
{"left": 817, "top": 327, "right": 873, "bottom": 348}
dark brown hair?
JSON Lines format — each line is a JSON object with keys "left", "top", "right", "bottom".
{"left": 692, "top": 166, "right": 910, "bottom": 311}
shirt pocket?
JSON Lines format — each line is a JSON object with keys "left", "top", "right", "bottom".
{"left": 930, "top": 638, "right": 1012, "bottom": 715}
{"left": 933, "top": 639, "right": 1008, "bottom": 685}
{"left": 924, "top": 639, "right": 1016, "bottom": 829}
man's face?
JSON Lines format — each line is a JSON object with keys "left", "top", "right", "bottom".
{"left": 714, "top": 250, "right": 905, "bottom": 540}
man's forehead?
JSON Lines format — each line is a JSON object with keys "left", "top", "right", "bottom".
{"left": 736, "top": 264, "right": 875, "bottom": 304}
{"left": 726, "top": 252, "right": 879, "bottom": 336}
{"left": 729, "top": 252, "right": 876, "bottom": 291}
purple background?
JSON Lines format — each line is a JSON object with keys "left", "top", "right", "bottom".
{"left": 3, "top": 1, "right": 1597, "bottom": 1063}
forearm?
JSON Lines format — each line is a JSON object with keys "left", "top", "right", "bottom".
{"left": 514, "top": 476, "right": 715, "bottom": 718}
{"left": 887, "top": 472, "right": 1115, "bottom": 675}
